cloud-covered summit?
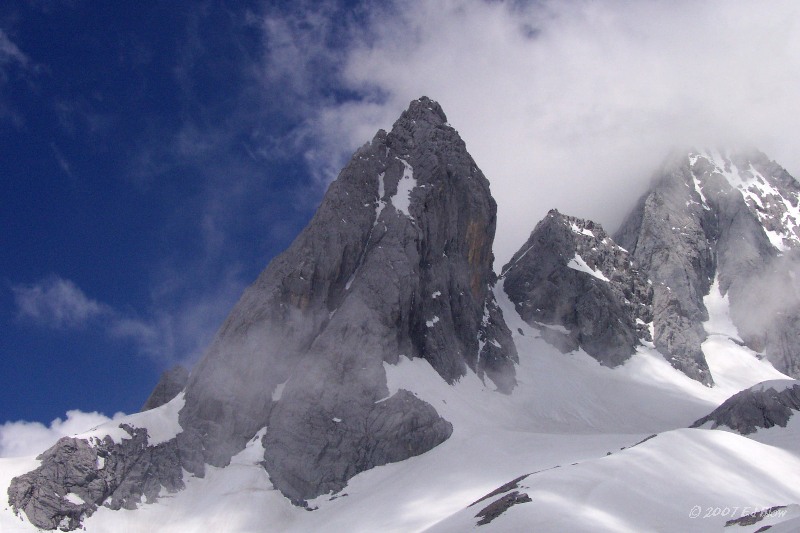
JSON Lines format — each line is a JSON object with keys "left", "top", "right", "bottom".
{"left": 271, "top": 0, "right": 800, "bottom": 266}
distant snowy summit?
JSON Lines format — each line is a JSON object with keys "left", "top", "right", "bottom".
{"left": 616, "top": 148, "right": 800, "bottom": 384}
{"left": 501, "top": 148, "right": 800, "bottom": 387}
{"left": 7, "top": 98, "right": 800, "bottom": 532}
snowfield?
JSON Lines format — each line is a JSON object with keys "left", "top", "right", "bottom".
{"left": 1, "top": 280, "right": 797, "bottom": 532}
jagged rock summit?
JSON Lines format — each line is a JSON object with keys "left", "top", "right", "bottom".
{"left": 8, "top": 97, "right": 518, "bottom": 529}
{"left": 181, "top": 96, "right": 518, "bottom": 503}
{"left": 501, "top": 210, "right": 652, "bottom": 366}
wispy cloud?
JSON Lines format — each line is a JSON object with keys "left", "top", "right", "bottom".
{"left": 11, "top": 273, "right": 237, "bottom": 367}
{"left": 107, "top": 267, "right": 246, "bottom": 366}
{"left": 0, "top": 28, "right": 29, "bottom": 68}
{"left": 12, "top": 276, "right": 110, "bottom": 329}
{"left": 49, "top": 142, "right": 74, "bottom": 179}
{"left": 0, "top": 27, "right": 35, "bottom": 126}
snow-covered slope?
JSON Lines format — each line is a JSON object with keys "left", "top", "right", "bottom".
{"left": 2, "top": 274, "right": 792, "bottom": 532}
{"left": 427, "top": 428, "right": 800, "bottom": 533}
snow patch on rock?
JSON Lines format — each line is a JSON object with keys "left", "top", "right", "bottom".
{"left": 567, "top": 254, "right": 609, "bottom": 282}
{"left": 389, "top": 158, "right": 416, "bottom": 218}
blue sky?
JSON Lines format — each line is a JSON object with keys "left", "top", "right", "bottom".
{"left": 0, "top": 1, "right": 342, "bottom": 422}
{"left": 2, "top": 0, "right": 800, "bottom": 434}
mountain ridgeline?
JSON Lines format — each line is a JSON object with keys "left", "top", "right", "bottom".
{"left": 8, "top": 98, "right": 800, "bottom": 531}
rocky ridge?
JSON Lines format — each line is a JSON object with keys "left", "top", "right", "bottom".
{"left": 692, "top": 379, "right": 800, "bottom": 434}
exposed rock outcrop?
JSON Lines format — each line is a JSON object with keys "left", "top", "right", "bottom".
{"left": 692, "top": 380, "right": 800, "bottom": 434}
{"left": 7, "top": 427, "right": 186, "bottom": 530}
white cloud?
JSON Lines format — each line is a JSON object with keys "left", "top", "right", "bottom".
{"left": 269, "top": 0, "right": 800, "bottom": 267}
{"left": 49, "top": 142, "right": 75, "bottom": 179}
{"left": 12, "top": 276, "right": 110, "bottom": 329}
{"left": 0, "top": 410, "right": 126, "bottom": 458}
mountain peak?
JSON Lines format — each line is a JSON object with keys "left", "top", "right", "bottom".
{"left": 402, "top": 96, "right": 448, "bottom": 125}
{"left": 6, "top": 97, "right": 522, "bottom": 527}
{"left": 502, "top": 211, "right": 652, "bottom": 366}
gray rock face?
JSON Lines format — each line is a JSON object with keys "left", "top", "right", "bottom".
{"left": 141, "top": 365, "right": 188, "bottom": 411}
{"left": 8, "top": 97, "right": 518, "bottom": 526}
{"left": 691, "top": 380, "right": 800, "bottom": 434}
{"left": 615, "top": 149, "right": 800, "bottom": 384}
{"left": 7, "top": 426, "right": 184, "bottom": 530}
{"left": 177, "top": 97, "right": 516, "bottom": 503}
{"left": 615, "top": 154, "right": 717, "bottom": 384}
{"left": 502, "top": 210, "right": 652, "bottom": 367}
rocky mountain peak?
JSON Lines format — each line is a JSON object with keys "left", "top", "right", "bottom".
{"left": 502, "top": 209, "right": 652, "bottom": 367}
{"left": 7, "top": 97, "right": 520, "bottom": 529}
{"left": 402, "top": 95, "right": 449, "bottom": 125}
{"left": 180, "top": 96, "right": 518, "bottom": 503}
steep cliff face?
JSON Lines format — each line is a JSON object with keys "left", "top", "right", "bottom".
{"left": 614, "top": 154, "right": 718, "bottom": 384}
{"left": 615, "top": 149, "right": 800, "bottom": 384}
{"left": 501, "top": 210, "right": 652, "bottom": 366}
{"left": 697, "top": 151, "right": 800, "bottom": 379}
{"left": 8, "top": 97, "right": 519, "bottom": 528}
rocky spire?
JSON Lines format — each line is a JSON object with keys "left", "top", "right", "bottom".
{"left": 180, "top": 96, "right": 518, "bottom": 503}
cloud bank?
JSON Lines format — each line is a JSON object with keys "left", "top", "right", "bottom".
{"left": 264, "top": 0, "right": 800, "bottom": 266}
{"left": 0, "top": 410, "right": 126, "bottom": 458}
